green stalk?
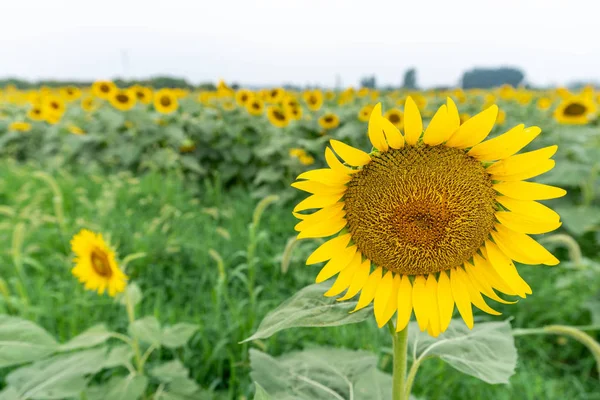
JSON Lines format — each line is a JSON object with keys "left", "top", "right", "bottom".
{"left": 388, "top": 321, "right": 410, "bottom": 400}
{"left": 125, "top": 290, "right": 144, "bottom": 374}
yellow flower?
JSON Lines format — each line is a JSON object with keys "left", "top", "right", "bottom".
{"left": 289, "top": 148, "right": 306, "bottom": 158}
{"left": 496, "top": 109, "right": 506, "bottom": 125}
{"left": 318, "top": 112, "right": 340, "bottom": 130}
{"left": 292, "top": 99, "right": 564, "bottom": 337}
{"left": 71, "top": 229, "right": 127, "bottom": 297}
{"left": 267, "top": 88, "right": 285, "bottom": 103}
{"left": 8, "top": 121, "right": 32, "bottom": 132}
{"left": 299, "top": 155, "right": 315, "bottom": 165}
{"left": 222, "top": 100, "right": 236, "bottom": 111}
{"left": 325, "top": 90, "right": 336, "bottom": 100}
{"left": 45, "top": 113, "right": 62, "bottom": 125}
{"left": 267, "top": 106, "right": 290, "bottom": 128}
{"left": 235, "top": 89, "right": 253, "bottom": 107}
{"left": 153, "top": 89, "right": 179, "bottom": 114}
{"left": 91, "top": 80, "right": 117, "bottom": 100}
{"left": 357, "top": 88, "right": 370, "bottom": 98}
{"left": 42, "top": 96, "right": 66, "bottom": 118}
{"left": 81, "top": 96, "right": 99, "bottom": 112}
{"left": 131, "top": 85, "right": 153, "bottom": 105}
{"left": 554, "top": 96, "right": 597, "bottom": 125}
{"left": 358, "top": 105, "right": 374, "bottom": 122}
{"left": 384, "top": 108, "right": 404, "bottom": 129}
{"left": 289, "top": 148, "right": 314, "bottom": 165}
{"left": 410, "top": 93, "right": 428, "bottom": 110}
{"left": 536, "top": 97, "right": 552, "bottom": 111}
{"left": 459, "top": 113, "right": 471, "bottom": 124}
{"left": 516, "top": 92, "right": 533, "bottom": 105}
{"left": 246, "top": 98, "right": 265, "bottom": 116}
{"left": 68, "top": 124, "right": 85, "bottom": 135}
{"left": 285, "top": 104, "right": 303, "bottom": 120}
{"left": 27, "top": 106, "right": 45, "bottom": 121}
{"left": 60, "top": 86, "right": 82, "bottom": 102}
{"left": 180, "top": 140, "right": 196, "bottom": 153}
{"left": 498, "top": 85, "right": 515, "bottom": 100}
{"left": 109, "top": 89, "right": 137, "bottom": 111}
{"left": 303, "top": 90, "right": 324, "bottom": 111}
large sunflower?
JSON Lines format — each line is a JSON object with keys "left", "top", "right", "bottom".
{"left": 554, "top": 96, "right": 597, "bottom": 125}
{"left": 292, "top": 99, "right": 564, "bottom": 337}
{"left": 71, "top": 229, "right": 127, "bottom": 297}
{"left": 110, "top": 89, "right": 137, "bottom": 111}
{"left": 154, "top": 89, "right": 179, "bottom": 114}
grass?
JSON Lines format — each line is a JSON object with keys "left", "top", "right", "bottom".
{"left": 0, "top": 160, "right": 598, "bottom": 399}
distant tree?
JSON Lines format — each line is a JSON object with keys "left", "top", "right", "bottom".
{"left": 461, "top": 67, "right": 524, "bottom": 89}
{"left": 360, "top": 75, "right": 377, "bottom": 89}
{"left": 402, "top": 68, "right": 418, "bottom": 89}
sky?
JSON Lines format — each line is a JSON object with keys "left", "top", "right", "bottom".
{"left": 1, "top": 0, "right": 598, "bottom": 88}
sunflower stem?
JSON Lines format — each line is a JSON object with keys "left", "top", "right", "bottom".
{"left": 125, "top": 289, "right": 144, "bottom": 374}
{"left": 389, "top": 321, "right": 410, "bottom": 400}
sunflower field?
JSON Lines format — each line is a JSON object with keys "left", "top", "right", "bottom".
{"left": 0, "top": 81, "right": 599, "bottom": 400}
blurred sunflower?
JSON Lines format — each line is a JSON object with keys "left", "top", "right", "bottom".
{"left": 81, "top": 96, "right": 99, "bottom": 112}
{"left": 153, "top": 89, "right": 178, "bottom": 114}
{"left": 459, "top": 113, "right": 471, "bottom": 124}
{"left": 131, "top": 85, "right": 153, "bottom": 105}
{"left": 246, "top": 98, "right": 265, "bottom": 116}
{"left": 289, "top": 148, "right": 315, "bottom": 166}
{"left": 68, "top": 124, "right": 85, "bottom": 135}
{"left": 110, "top": 89, "right": 136, "bottom": 111}
{"left": 318, "top": 112, "right": 340, "bottom": 130}
{"left": 59, "top": 86, "right": 82, "bottom": 102}
{"left": 222, "top": 100, "right": 236, "bottom": 111}
{"left": 71, "top": 229, "right": 127, "bottom": 297}
{"left": 496, "top": 109, "right": 506, "bottom": 125}
{"left": 358, "top": 105, "right": 373, "bottom": 122}
{"left": 384, "top": 108, "right": 404, "bottom": 129}
{"left": 92, "top": 80, "right": 117, "bottom": 99}
{"left": 325, "top": 90, "right": 336, "bottom": 101}
{"left": 27, "top": 106, "right": 45, "bottom": 121}
{"left": 285, "top": 104, "right": 303, "bottom": 120}
{"left": 235, "top": 89, "right": 253, "bottom": 107}
{"left": 8, "top": 121, "right": 32, "bottom": 132}
{"left": 267, "top": 105, "right": 290, "bottom": 128}
{"left": 554, "top": 96, "right": 597, "bottom": 125}
{"left": 536, "top": 97, "right": 552, "bottom": 111}
{"left": 303, "top": 90, "right": 324, "bottom": 111}
{"left": 498, "top": 85, "right": 515, "bottom": 100}
{"left": 267, "top": 88, "right": 285, "bottom": 103}
{"left": 517, "top": 92, "right": 533, "bottom": 105}
{"left": 292, "top": 99, "right": 564, "bottom": 337}
{"left": 180, "top": 140, "right": 196, "bottom": 153}
{"left": 42, "top": 96, "right": 66, "bottom": 117}
{"left": 357, "top": 88, "right": 370, "bottom": 98}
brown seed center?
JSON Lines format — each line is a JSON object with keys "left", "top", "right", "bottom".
{"left": 116, "top": 94, "right": 129, "bottom": 103}
{"left": 90, "top": 248, "right": 112, "bottom": 278}
{"left": 160, "top": 96, "right": 172, "bottom": 107}
{"left": 564, "top": 103, "right": 586, "bottom": 116}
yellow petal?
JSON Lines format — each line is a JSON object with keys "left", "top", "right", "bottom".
{"left": 423, "top": 105, "right": 451, "bottom": 146}
{"left": 381, "top": 117, "right": 404, "bottom": 149}
{"left": 425, "top": 274, "right": 442, "bottom": 337}
{"left": 472, "top": 253, "right": 518, "bottom": 296}
{"left": 374, "top": 271, "right": 395, "bottom": 327}
{"left": 437, "top": 270, "right": 454, "bottom": 332}
{"left": 396, "top": 275, "right": 413, "bottom": 332}
{"left": 446, "top": 105, "right": 498, "bottom": 149}
{"left": 325, "top": 147, "right": 358, "bottom": 174}
{"left": 297, "top": 169, "right": 351, "bottom": 185}
{"left": 484, "top": 241, "right": 532, "bottom": 297}
{"left": 493, "top": 181, "right": 566, "bottom": 201}
{"left": 306, "top": 233, "right": 351, "bottom": 265}
{"left": 450, "top": 267, "right": 474, "bottom": 329}
{"left": 294, "top": 203, "right": 345, "bottom": 231}
{"left": 412, "top": 275, "right": 429, "bottom": 331}
{"left": 446, "top": 97, "right": 460, "bottom": 135}
{"left": 316, "top": 245, "right": 357, "bottom": 283}
{"left": 381, "top": 274, "right": 401, "bottom": 325}
{"left": 291, "top": 180, "right": 347, "bottom": 195}
{"left": 492, "top": 224, "right": 560, "bottom": 266}
{"left": 492, "top": 159, "right": 555, "bottom": 182}
{"left": 338, "top": 259, "right": 370, "bottom": 301}
{"left": 353, "top": 266, "right": 382, "bottom": 311}
{"left": 486, "top": 145, "right": 558, "bottom": 176}
{"left": 368, "top": 103, "right": 389, "bottom": 152}
{"left": 464, "top": 260, "right": 515, "bottom": 305}
{"left": 496, "top": 196, "right": 561, "bottom": 223}
{"left": 324, "top": 252, "right": 362, "bottom": 297}
{"left": 456, "top": 267, "right": 500, "bottom": 316}
{"left": 294, "top": 192, "right": 344, "bottom": 212}
{"left": 495, "top": 211, "right": 562, "bottom": 234}
{"left": 404, "top": 96, "right": 423, "bottom": 145}
{"left": 330, "top": 140, "right": 371, "bottom": 167}
{"left": 468, "top": 124, "right": 542, "bottom": 161}
{"left": 297, "top": 216, "right": 346, "bottom": 239}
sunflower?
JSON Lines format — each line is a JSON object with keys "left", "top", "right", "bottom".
{"left": 71, "top": 229, "right": 127, "bottom": 297}
{"left": 358, "top": 105, "right": 374, "bottom": 122}
{"left": 246, "top": 98, "right": 265, "bottom": 116}
{"left": 496, "top": 109, "right": 506, "bottom": 125}
{"left": 318, "top": 112, "right": 340, "bottom": 130}
{"left": 131, "top": 85, "right": 153, "bottom": 105}
{"left": 285, "top": 104, "right": 303, "bottom": 120}
{"left": 498, "top": 85, "right": 515, "bottom": 100}
{"left": 554, "top": 96, "right": 597, "bottom": 124}
{"left": 536, "top": 97, "right": 552, "bottom": 111}
{"left": 59, "top": 86, "right": 82, "bottom": 102}
{"left": 109, "top": 89, "right": 137, "bottom": 111}
{"left": 68, "top": 124, "right": 85, "bottom": 135}
{"left": 459, "top": 113, "right": 471, "bottom": 124}
{"left": 154, "top": 89, "right": 179, "bottom": 114}
{"left": 303, "top": 90, "right": 324, "bottom": 111}
{"left": 91, "top": 80, "right": 117, "bottom": 99}
{"left": 384, "top": 108, "right": 404, "bottom": 129}
{"left": 42, "top": 96, "right": 66, "bottom": 118}
{"left": 289, "top": 148, "right": 315, "bottom": 166}
{"left": 267, "top": 88, "right": 285, "bottom": 103}
{"left": 267, "top": 106, "right": 290, "bottom": 128}
{"left": 27, "top": 106, "right": 45, "bottom": 121}
{"left": 292, "top": 99, "right": 564, "bottom": 337}
{"left": 81, "top": 96, "right": 99, "bottom": 112}
{"left": 357, "top": 88, "right": 370, "bottom": 98}
{"left": 235, "top": 89, "right": 253, "bottom": 107}
{"left": 8, "top": 121, "right": 32, "bottom": 132}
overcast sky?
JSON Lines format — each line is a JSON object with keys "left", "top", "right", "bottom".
{"left": 1, "top": 0, "right": 598, "bottom": 88}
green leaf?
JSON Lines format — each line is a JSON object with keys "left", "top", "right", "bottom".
{"left": 0, "top": 316, "right": 58, "bottom": 368}
{"left": 162, "top": 323, "right": 199, "bottom": 348}
{"left": 59, "top": 324, "right": 112, "bottom": 351}
{"left": 555, "top": 206, "right": 600, "bottom": 236}
{"left": 243, "top": 283, "right": 373, "bottom": 342}
{"left": 129, "top": 316, "right": 162, "bottom": 345}
{"left": 104, "top": 375, "right": 148, "bottom": 400}
{"left": 253, "top": 382, "right": 273, "bottom": 400}
{"left": 6, "top": 347, "right": 107, "bottom": 399}
{"left": 584, "top": 299, "right": 600, "bottom": 324}
{"left": 180, "top": 156, "right": 206, "bottom": 175}
{"left": 0, "top": 387, "right": 19, "bottom": 400}
{"left": 104, "top": 345, "right": 135, "bottom": 369}
{"left": 409, "top": 319, "right": 517, "bottom": 384}
{"left": 150, "top": 360, "right": 189, "bottom": 383}
{"left": 353, "top": 368, "right": 392, "bottom": 400}
{"left": 118, "top": 283, "right": 143, "bottom": 308}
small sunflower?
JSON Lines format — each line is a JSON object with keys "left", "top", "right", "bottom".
{"left": 554, "top": 96, "right": 597, "bottom": 125}
{"left": 318, "top": 112, "right": 340, "bottom": 130}
{"left": 27, "top": 106, "right": 45, "bottom": 121}
{"left": 303, "top": 90, "right": 324, "bottom": 111}
{"left": 154, "top": 89, "right": 179, "bottom": 114}
{"left": 60, "top": 86, "right": 82, "bottom": 102}
{"left": 68, "top": 124, "right": 85, "bottom": 135}
{"left": 246, "top": 98, "right": 265, "bottom": 116}
{"left": 358, "top": 105, "right": 374, "bottom": 122}
{"left": 384, "top": 108, "right": 404, "bottom": 129}
{"left": 285, "top": 104, "right": 303, "bottom": 120}
{"left": 131, "top": 85, "right": 153, "bottom": 105}
{"left": 292, "top": 99, "right": 564, "bottom": 337}
{"left": 235, "top": 89, "right": 253, "bottom": 107}
{"left": 42, "top": 96, "right": 66, "bottom": 118}
{"left": 267, "top": 106, "right": 290, "bottom": 128}
{"left": 92, "top": 80, "right": 117, "bottom": 100}
{"left": 110, "top": 89, "right": 137, "bottom": 111}
{"left": 267, "top": 88, "right": 285, "bottom": 103}
{"left": 536, "top": 97, "right": 552, "bottom": 111}
{"left": 221, "top": 100, "right": 236, "bottom": 111}
{"left": 81, "top": 96, "right": 99, "bottom": 112}
{"left": 71, "top": 229, "right": 127, "bottom": 297}
{"left": 8, "top": 121, "right": 32, "bottom": 132}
